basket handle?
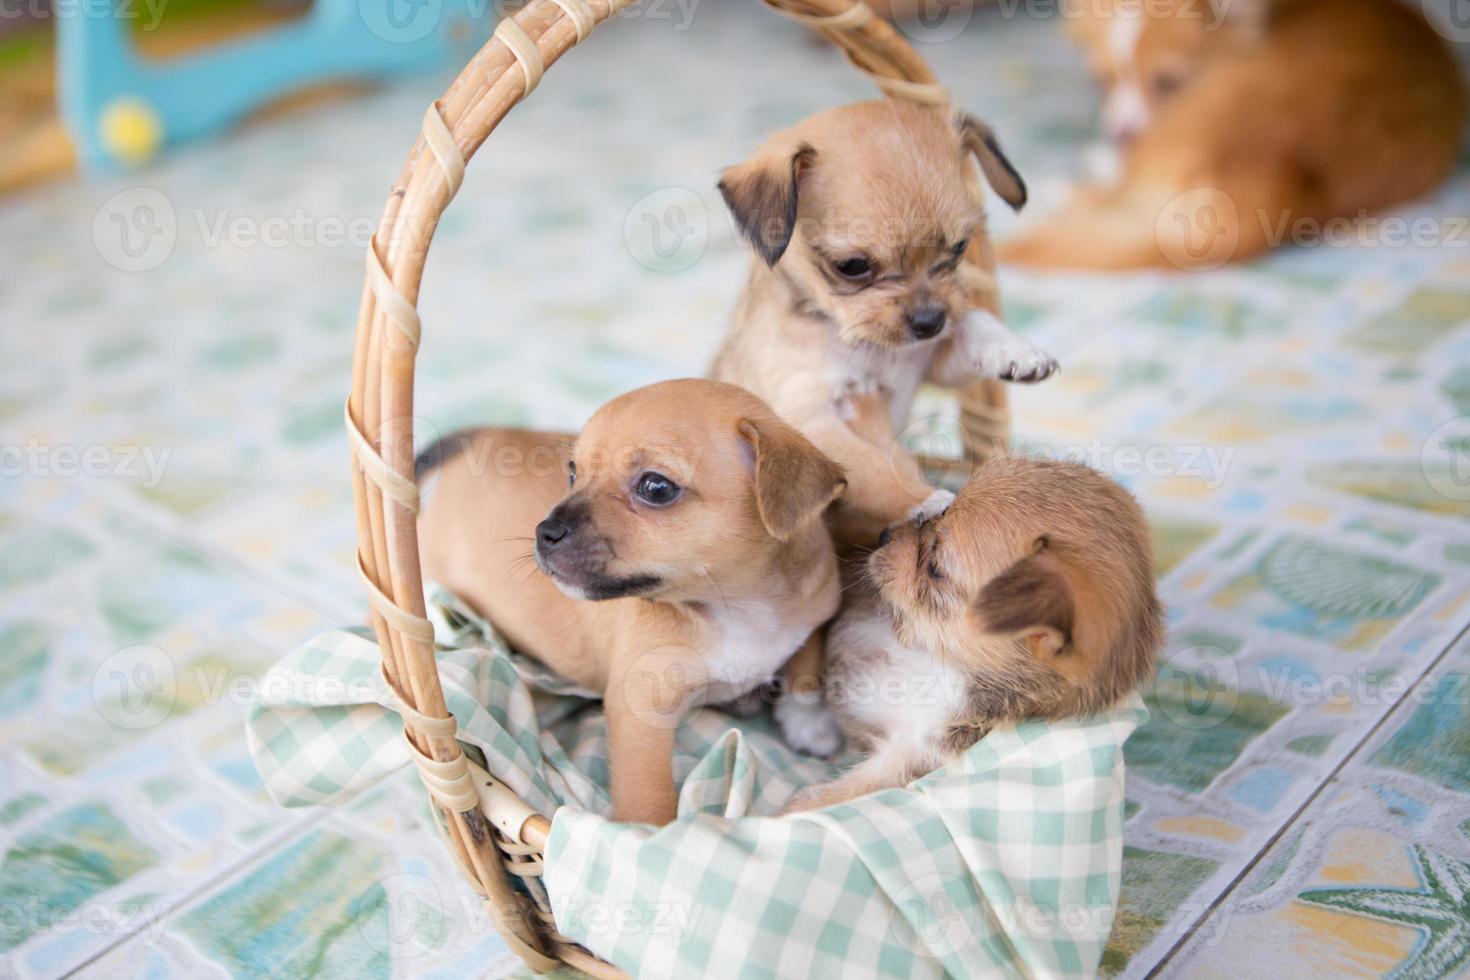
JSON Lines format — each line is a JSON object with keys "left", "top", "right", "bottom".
{"left": 346, "top": 0, "right": 1002, "bottom": 969}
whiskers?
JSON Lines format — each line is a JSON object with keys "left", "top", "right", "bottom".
{"left": 505, "top": 549, "right": 543, "bottom": 584}
{"left": 491, "top": 533, "right": 545, "bottom": 583}
{"left": 704, "top": 567, "right": 734, "bottom": 619}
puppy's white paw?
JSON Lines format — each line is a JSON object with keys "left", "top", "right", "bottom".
{"left": 975, "top": 336, "right": 1059, "bottom": 384}
{"left": 960, "top": 310, "right": 1059, "bottom": 384}
{"left": 775, "top": 696, "right": 843, "bottom": 758}
{"left": 908, "top": 488, "right": 955, "bottom": 523}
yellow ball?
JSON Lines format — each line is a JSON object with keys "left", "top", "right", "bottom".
{"left": 100, "top": 98, "right": 164, "bottom": 167}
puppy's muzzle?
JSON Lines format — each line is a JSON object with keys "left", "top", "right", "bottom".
{"left": 906, "top": 305, "right": 947, "bottom": 341}
{"left": 536, "top": 515, "right": 571, "bottom": 550}
{"left": 533, "top": 502, "right": 596, "bottom": 571}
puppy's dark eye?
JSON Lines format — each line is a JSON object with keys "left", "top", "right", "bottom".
{"left": 1150, "top": 71, "right": 1185, "bottom": 100}
{"left": 833, "top": 256, "right": 874, "bottom": 282}
{"left": 926, "top": 559, "right": 945, "bottom": 580}
{"left": 951, "top": 238, "right": 969, "bottom": 258}
{"left": 634, "top": 472, "right": 680, "bottom": 506}
{"left": 567, "top": 461, "right": 576, "bottom": 489}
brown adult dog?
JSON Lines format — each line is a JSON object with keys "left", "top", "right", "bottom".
{"left": 712, "top": 99, "right": 1057, "bottom": 548}
{"left": 787, "top": 454, "right": 1163, "bottom": 812}
{"left": 417, "top": 380, "right": 846, "bottom": 824}
{"left": 999, "top": 0, "right": 1466, "bottom": 269}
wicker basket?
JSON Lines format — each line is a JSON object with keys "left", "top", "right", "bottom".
{"left": 344, "top": 0, "right": 1011, "bottom": 972}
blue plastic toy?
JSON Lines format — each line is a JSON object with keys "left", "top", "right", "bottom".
{"left": 58, "top": 0, "right": 493, "bottom": 171}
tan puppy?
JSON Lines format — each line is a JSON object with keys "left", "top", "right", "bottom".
{"left": 712, "top": 99, "right": 1057, "bottom": 548}
{"left": 1000, "top": 0, "right": 1466, "bottom": 269}
{"left": 787, "top": 454, "right": 1163, "bottom": 812}
{"left": 417, "top": 380, "right": 846, "bottom": 824}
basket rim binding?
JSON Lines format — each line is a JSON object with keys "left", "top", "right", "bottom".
{"left": 344, "top": 0, "right": 1008, "bottom": 971}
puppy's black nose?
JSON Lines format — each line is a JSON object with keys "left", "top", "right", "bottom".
{"left": 536, "top": 517, "right": 570, "bottom": 549}
{"left": 907, "top": 305, "right": 947, "bottom": 340}
{"left": 877, "top": 525, "right": 894, "bottom": 547}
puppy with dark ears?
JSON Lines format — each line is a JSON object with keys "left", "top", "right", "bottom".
{"left": 785, "top": 452, "right": 1164, "bottom": 813}
{"left": 417, "top": 380, "right": 846, "bottom": 825}
{"left": 711, "top": 100, "right": 1057, "bottom": 551}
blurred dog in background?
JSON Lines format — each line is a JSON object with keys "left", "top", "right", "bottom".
{"left": 999, "top": 0, "right": 1465, "bottom": 269}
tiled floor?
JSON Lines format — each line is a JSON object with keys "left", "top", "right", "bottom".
{"left": 1, "top": 2, "right": 1469, "bottom": 977}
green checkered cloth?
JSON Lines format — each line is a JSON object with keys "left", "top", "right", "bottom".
{"left": 247, "top": 586, "right": 1145, "bottom": 977}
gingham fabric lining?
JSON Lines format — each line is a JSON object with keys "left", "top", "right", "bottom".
{"left": 246, "top": 586, "right": 1146, "bottom": 977}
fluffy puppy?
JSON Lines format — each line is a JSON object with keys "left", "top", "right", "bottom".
{"left": 786, "top": 454, "right": 1163, "bottom": 812}
{"left": 417, "top": 380, "right": 846, "bottom": 824}
{"left": 712, "top": 99, "right": 1058, "bottom": 548}
{"left": 999, "top": 0, "right": 1466, "bottom": 269}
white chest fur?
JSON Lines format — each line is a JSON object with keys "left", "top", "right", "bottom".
{"left": 828, "top": 602, "right": 969, "bottom": 749}
{"left": 824, "top": 340, "right": 935, "bottom": 429}
{"left": 698, "top": 599, "right": 821, "bottom": 706}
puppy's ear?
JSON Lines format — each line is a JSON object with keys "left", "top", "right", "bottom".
{"left": 956, "top": 114, "right": 1027, "bottom": 212}
{"left": 974, "top": 546, "right": 1073, "bottom": 661}
{"left": 737, "top": 416, "right": 846, "bottom": 540}
{"left": 718, "top": 143, "right": 816, "bottom": 267}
